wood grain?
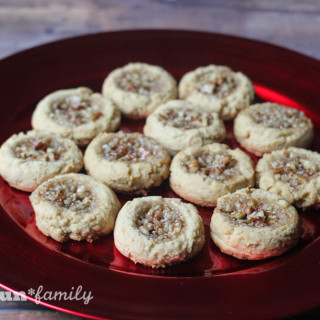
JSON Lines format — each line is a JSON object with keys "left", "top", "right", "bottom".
{"left": 0, "top": 0, "right": 319, "bottom": 60}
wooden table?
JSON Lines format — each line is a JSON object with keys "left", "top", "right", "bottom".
{"left": 1, "top": 0, "right": 320, "bottom": 60}
{"left": 0, "top": 1, "right": 319, "bottom": 319}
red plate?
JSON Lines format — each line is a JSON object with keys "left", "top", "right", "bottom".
{"left": 0, "top": 30, "right": 319, "bottom": 320}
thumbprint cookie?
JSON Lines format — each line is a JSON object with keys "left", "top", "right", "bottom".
{"left": 0, "top": 130, "right": 83, "bottom": 192}
{"left": 256, "top": 147, "right": 320, "bottom": 208}
{"left": 30, "top": 173, "right": 121, "bottom": 242}
{"left": 170, "top": 143, "right": 254, "bottom": 207}
{"left": 102, "top": 62, "right": 177, "bottom": 119}
{"left": 32, "top": 87, "right": 121, "bottom": 146}
{"left": 84, "top": 131, "right": 171, "bottom": 194}
{"left": 210, "top": 188, "right": 301, "bottom": 260}
{"left": 143, "top": 99, "right": 226, "bottom": 156}
{"left": 179, "top": 65, "right": 254, "bottom": 120}
{"left": 234, "top": 103, "right": 313, "bottom": 156}
{"left": 114, "top": 196, "right": 205, "bottom": 268}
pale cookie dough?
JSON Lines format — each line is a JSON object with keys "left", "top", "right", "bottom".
{"left": 30, "top": 173, "right": 121, "bottom": 242}
{"left": 170, "top": 143, "right": 254, "bottom": 207}
{"left": 234, "top": 103, "right": 313, "bottom": 156}
{"left": 84, "top": 131, "right": 171, "bottom": 194}
{"left": 210, "top": 188, "right": 300, "bottom": 260}
{"left": 114, "top": 196, "right": 205, "bottom": 268}
{"left": 143, "top": 99, "right": 226, "bottom": 156}
{"left": 32, "top": 87, "right": 121, "bottom": 146}
{"left": 256, "top": 147, "right": 320, "bottom": 208}
{"left": 179, "top": 65, "right": 254, "bottom": 120}
{"left": 102, "top": 62, "right": 177, "bottom": 119}
{"left": 0, "top": 130, "right": 83, "bottom": 192}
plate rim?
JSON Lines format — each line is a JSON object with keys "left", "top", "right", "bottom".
{"left": 1, "top": 29, "right": 319, "bottom": 65}
{"left": 0, "top": 29, "right": 320, "bottom": 320}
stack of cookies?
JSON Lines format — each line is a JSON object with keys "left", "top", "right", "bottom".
{"left": 0, "top": 61, "right": 316, "bottom": 267}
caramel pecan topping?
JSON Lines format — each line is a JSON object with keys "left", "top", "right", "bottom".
{"left": 196, "top": 68, "right": 237, "bottom": 98}
{"left": 50, "top": 96, "right": 103, "bottom": 126}
{"left": 101, "top": 132, "right": 166, "bottom": 162}
{"left": 40, "top": 179, "right": 94, "bottom": 211}
{"left": 271, "top": 151, "right": 320, "bottom": 189}
{"left": 183, "top": 151, "right": 238, "bottom": 181}
{"left": 116, "top": 71, "right": 162, "bottom": 95}
{"left": 136, "top": 203, "right": 184, "bottom": 241}
{"left": 219, "top": 191, "right": 282, "bottom": 227}
{"left": 251, "top": 105, "right": 309, "bottom": 129}
{"left": 157, "top": 107, "right": 213, "bottom": 130}
{"left": 14, "top": 138, "right": 65, "bottom": 161}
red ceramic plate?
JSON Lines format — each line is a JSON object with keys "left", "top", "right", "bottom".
{"left": 0, "top": 30, "right": 320, "bottom": 320}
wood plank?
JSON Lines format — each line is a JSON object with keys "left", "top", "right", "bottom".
{"left": 0, "top": 0, "right": 319, "bottom": 59}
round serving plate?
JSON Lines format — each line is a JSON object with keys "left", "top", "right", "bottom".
{"left": 0, "top": 30, "right": 319, "bottom": 320}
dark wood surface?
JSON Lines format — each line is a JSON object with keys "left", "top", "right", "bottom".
{"left": 0, "top": 1, "right": 319, "bottom": 319}
{"left": 1, "top": 0, "right": 320, "bottom": 60}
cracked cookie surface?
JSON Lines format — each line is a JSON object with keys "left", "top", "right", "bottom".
{"left": 210, "top": 188, "right": 301, "bottom": 260}
{"left": 114, "top": 196, "right": 205, "bottom": 268}
{"left": 169, "top": 143, "right": 254, "bottom": 207}
{"left": 143, "top": 100, "right": 225, "bottom": 156}
{"left": 84, "top": 131, "right": 171, "bottom": 194}
{"left": 256, "top": 147, "right": 320, "bottom": 208}
{"left": 234, "top": 103, "right": 313, "bottom": 156}
{"left": 0, "top": 130, "right": 83, "bottom": 191}
{"left": 179, "top": 65, "right": 254, "bottom": 120}
{"left": 30, "top": 173, "right": 121, "bottom": 242}
{"left": 102, "top": 62, "right": 177, "bottom": 119}
{"left": 32, "top": 87, "right": 121, "bottom": 146}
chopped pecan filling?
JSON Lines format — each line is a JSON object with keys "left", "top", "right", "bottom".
{"left": 196, "top": 68, "right": 237, "bottom": 98}
{"left": 116, "top": 71, "right": 162, "bottom": 95}
{"left": 14, "top": 138, "right": 65, "bottom": 161}
{"left": 50, "top": 96, "right": 103, "bottom": 126}
{"left": 157, "top": 107, "right": 213, "bottom": 130}
{"left": 136, "top": 203, "right": 184, "bottom": 241}
{"left": 271, "top": 151, "right": 320, "bottom": 189}
{"left": 41, "top": 179, "right": 94, "bottom": 211}
{"left": 101, "top": 132, "right": 165, "bottom": 162}
{"left": 183, "top": 151, "right": 238, "bottom": 181}
{"left": 251, "top": 105, "right": 308, "bottom": 129}
{"left": 219, "top": 192, "right": 283, "bottom": 227}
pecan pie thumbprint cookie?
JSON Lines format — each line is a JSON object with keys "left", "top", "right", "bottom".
{"left": 234, "top": 103, "right": 313, "bottom": 156}
{"left": 179, "top": 65, "right": 254, "bottom": 120}
{"left": 102, "top": 62, "right": 177, "bottom": 119}
{"left": 84, "top": 131, "right": 171, "bottom": 194}
{"left": 30, "top": 173, "right": 121, "bottom": 242}
{"left": 170, "top": 143, "right": 254, "bottom": 207}
{"left": 256, "top": 147, "right": 320, "bottom": 208}
{"left": 210, "top": 188, "right": 301, "bottom": 260}
{"left": 114, "top": 196, "right": 205, "bottom": 268}
{"left": 143, "top": 99, "right": 226, "bottom": 156}
{"left": 0, "top": 130, "right": 83, "bottom": 191}
{"left": 32, "top": 87, "right": 121, "bottom": 146}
